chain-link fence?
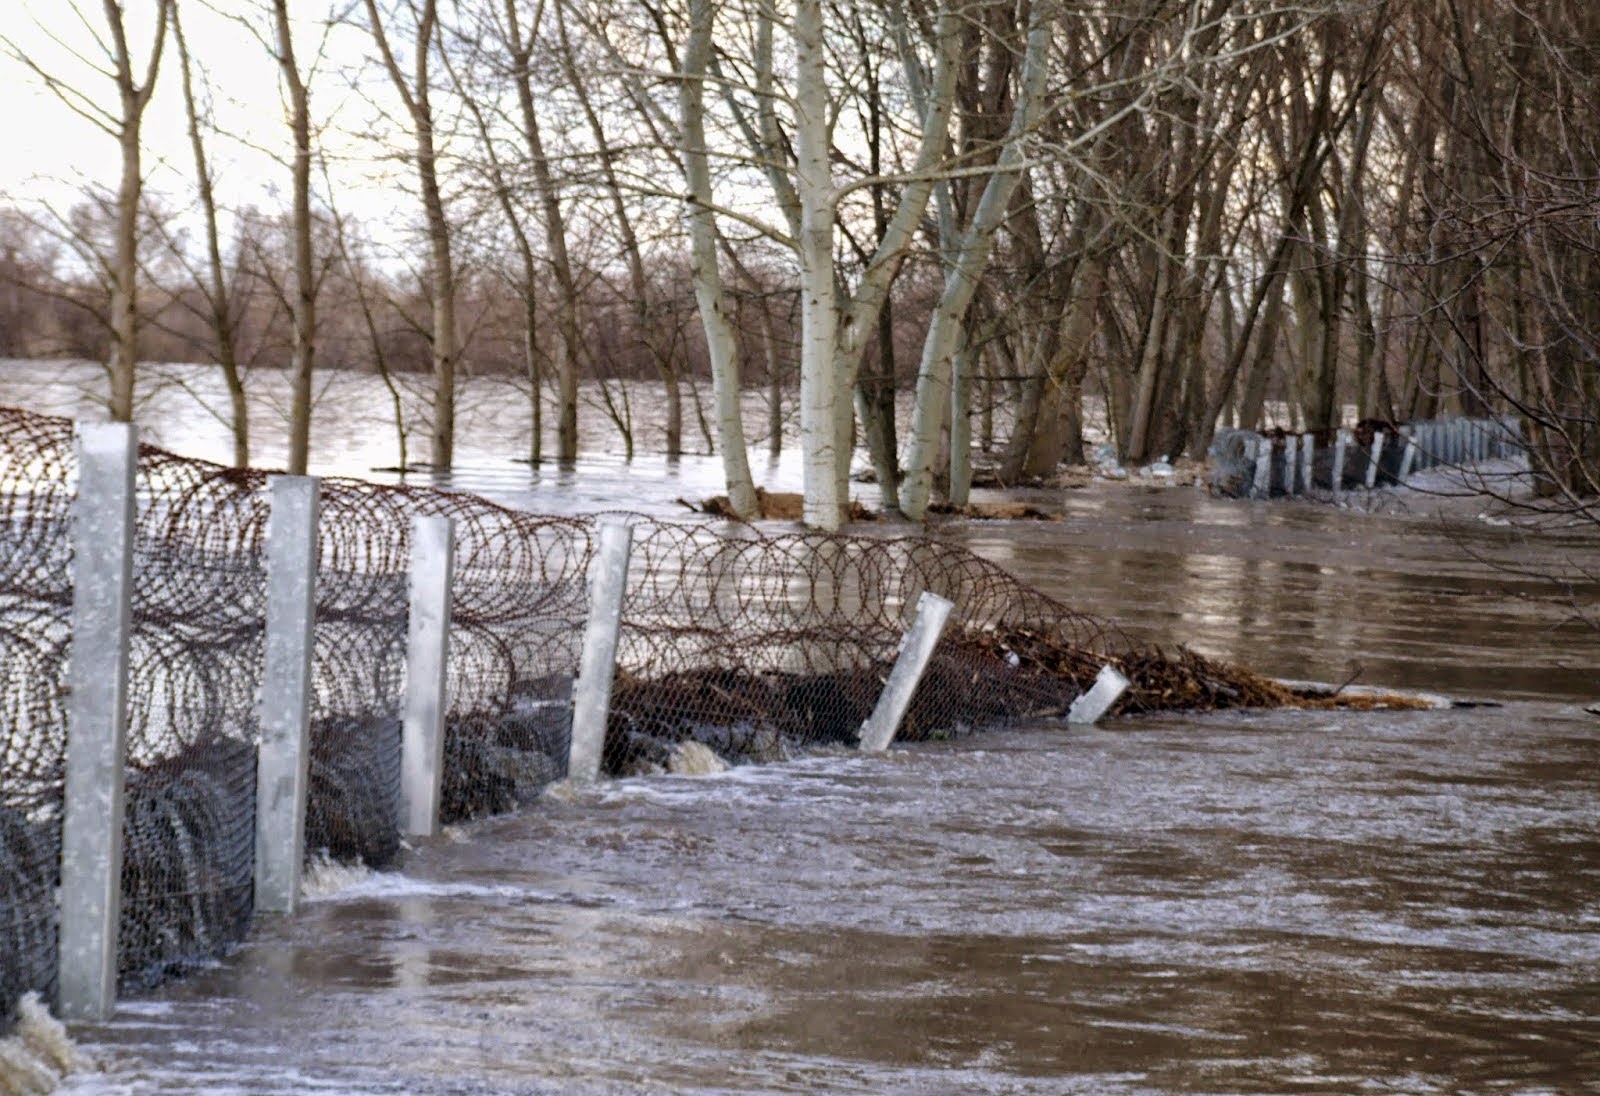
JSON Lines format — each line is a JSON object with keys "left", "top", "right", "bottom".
{"left": 1, "top": 402, "right": 1324, "bottom": 1031}
{"left": 0, "top": 407, "right": 73, "bottom": 1030}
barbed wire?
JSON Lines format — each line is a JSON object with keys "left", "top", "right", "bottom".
{"left": 0, "top": 402, "right": 1297, "bottom": 1028}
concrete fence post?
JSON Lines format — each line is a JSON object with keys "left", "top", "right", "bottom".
{"left": 1365, "top": 430, "right": 1387, "bottom": 488}
{"left": 568, "top": 518, "right": 634, "bottom": 784}
{"left": 401, "top": 515, "right": 455, "bottom": 837}
{"left": 859, "top": 592, "right": 956, "bottom": 753}
{"left": 1284, "top": 435, "right": 1300, "bottom": 496}
{"left": 1331, "top": 430, "right": 1348, "bottom": 498}
{"left": 1251, "top": 436, "right": 1271, "bottom": 498}
{"left": 1067, "top": 664, "right": 1132, "bottom": 725}
{"left": 255, "top": 476, "right": 320, "bottom": 915}
{"left": 1300, "top": 434, "right": 1315, "bottom": 493}
{"left": 59, "top": 422, "right": 137, "bottom": 1022}
{"left": 1398, "top": 429, "right": 1418, "bottom": 481}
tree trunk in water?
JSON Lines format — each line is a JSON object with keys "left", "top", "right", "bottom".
{"left": 1125, "top": 225, "right": 1176, "bottom": 465}
{"left": 680, "top": 0, "right": 757, "bottom": 515}
{"left": 761, "top": 300, "right": 782, "bottom": 458}
{"left": 1238, "top": 266, "right": 1289, "bottom": 430}
{"left": 175, "top": 3, "right": 248, "bottom": 467}
{"left": 947, "top": 339, "right": 974, "bottom": 506}
{"left": 855, "top": 298, "right": 900, "bottom": 511}
{"left": 510, "top": 6, "right": 580, "bottom": 461}
{"left": 421, "top": 146, "right": 456, "bottom": 469}
{"left": 1026, "top": 253, "right": 1104, "bottom": 476}
{"left": 524, "top": 295, "right": 542, "bottom": 464}
{"left": 110, "top": 104, "right": 141, "bottom": 423}
{"left": 274, "top": 0, "right": 315, "bottom": 474}
{"left": 102, "top": 1, "right": 171, "bottom": 423}
{"left": 795, "top": 0, "right": 843, "bottom": 529}
{"left": 364, "top": 0, "right": 455, "bottom": 469}
{"left": 900, "top": 6, "right": 1051, "bottom": 521}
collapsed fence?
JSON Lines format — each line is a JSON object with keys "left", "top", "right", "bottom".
{"left": 1209, "top": 415, "right": 1525, "bottom": 499}
{"left": 1, "top": 403, "right": 1337, "bottom": 1032}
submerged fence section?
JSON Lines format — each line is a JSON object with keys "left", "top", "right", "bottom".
{"left": 1209, "top": 415, "right": 1525, "bottom": 500}
{"left": 2, "top": 402, "right": 1289, "bottom": 1029}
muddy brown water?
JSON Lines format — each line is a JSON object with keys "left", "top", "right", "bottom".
{"left": 6, "top": 364, "right": 1597, "bottom": 1094}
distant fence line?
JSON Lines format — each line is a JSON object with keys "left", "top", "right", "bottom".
{"left": 1208, "top": 415, "right": 1525, "bottom": 500}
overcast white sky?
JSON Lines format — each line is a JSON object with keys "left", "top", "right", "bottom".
{"left": 0, "top": 1, "right": 397, "bottom": 231}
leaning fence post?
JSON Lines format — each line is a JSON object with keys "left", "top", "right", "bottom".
{"left": 1398, "top": 428, "right": 1418, "bottom": 481}
{"left": 59, "top": 422, "right": 137, "bottom": 1022}
{"left": 859, "top": 592, "right": 956, "bottom": 753}
{"left": 1365, "top": 430, "right": 1387, "bottom": 488}
{"left": 568, "top": 518, "right": 634, "bottom": 784}
{"left": 1067, "top": 664, "right": 1131, "bottom": 725}
{"left": 255, "top": 476, "right": 320, "bottom": 915}
{"left": 401, "top": 515, "right": 455, "bottom": 837}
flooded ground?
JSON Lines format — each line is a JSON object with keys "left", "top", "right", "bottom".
{"left": 5, "top": 362, "right": 1598, "bottom": 1093}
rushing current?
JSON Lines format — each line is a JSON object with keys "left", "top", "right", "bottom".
{"left": 4, "top": 361, "right": 1596, "bottom": 1095}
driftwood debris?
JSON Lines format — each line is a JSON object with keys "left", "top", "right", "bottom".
{"left": 679, "top": 487, "right": 875, "bottom": 522}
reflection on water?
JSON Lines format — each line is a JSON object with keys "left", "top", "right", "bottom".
{"left": 8, "top": 360, "right": 1600, "bottom": 1094}
{"left": 0, "top": 358, "right": 836, "bottom": 515}
{"left": 941, "top": 488, "right": 1600, "bottom": 703}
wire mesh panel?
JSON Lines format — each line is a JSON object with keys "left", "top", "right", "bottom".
{"left": 596, "top": 521, "right": 1131, "bottom": 773}
{"left": 0, "top": 408, "right": 75, "bottom": 1029}
{"left": 439, "top": 506, "right": 590, "bottom": 821}
{"left": 304, "top": 481, "right": 411, "bottom": 868}
{"left": 119, "top": 449, "right": 268, "bottom": 992}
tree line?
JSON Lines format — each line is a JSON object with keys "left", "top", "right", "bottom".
{"left": 1, "top": 0, "right": 1594, "bottom": 528}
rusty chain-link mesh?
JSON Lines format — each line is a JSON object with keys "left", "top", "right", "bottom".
{"left": 0, "top": 402, "right": 1308, "bottom": 1027}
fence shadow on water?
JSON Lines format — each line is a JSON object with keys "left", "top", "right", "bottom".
{"left": 0, "top": 403, "right": 1297, "bottom": 1030}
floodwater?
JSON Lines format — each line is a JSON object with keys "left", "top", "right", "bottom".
{"left": 4, "top": 361, "right": 1598, "bottom": 1094}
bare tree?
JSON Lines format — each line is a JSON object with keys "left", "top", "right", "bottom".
{"left": 361, "top": 0, "right": 459, "bottom": 469}
{"left": 170, "top": 0, "right": 248, "bottom": 465}
{"left": 4, "top": 0, "right": 174, "bottom": 421}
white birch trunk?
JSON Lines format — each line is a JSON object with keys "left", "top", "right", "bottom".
{"left": 680, "top": 0, "right": 758, "bottom": 517}
{"left": 900, "top": 6, "right": 1053, "bottom": 521}
{"left": 826, "top": 12, "right": 961, "bottom": 508}
{"left": 795, "top": 0, "right": 841, "bottom": 529}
